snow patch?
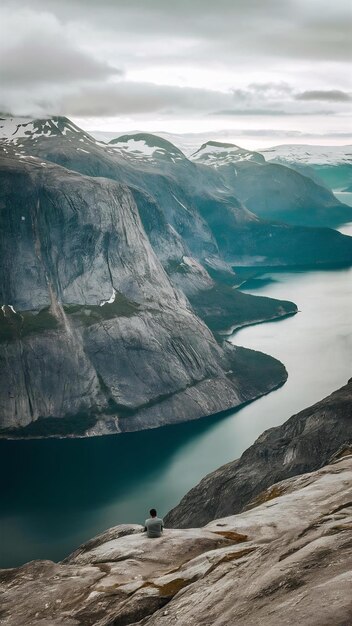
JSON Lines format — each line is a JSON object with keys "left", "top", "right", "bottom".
{"left": 261, "top": 144, "right": 352, "bottom": 166}
{"left": 0, "top": 116, "right": 96, "bottom": 146}
{"left": 113, "top": 138, "right": 157, "bottom": 156}
{"left": 0, "top": 117, "right": 34, "bottom": 143}
{"left": 110, "top": 136, "right": 184, "bottom": 163}
{"left": 191, "top": 142, "right": 263, "bottom": 167}
{"left": 1, "top": 304, "right": 16, "bottom": 315}
{"left": 99, "top": 288, "right": 116, "bottom": 306}
{"left": 171, "top": 194, "right": 189, "bottom": 212}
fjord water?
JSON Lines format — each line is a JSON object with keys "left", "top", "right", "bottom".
{"left": 1, "top": 241, "right": 351, "bottom": 568}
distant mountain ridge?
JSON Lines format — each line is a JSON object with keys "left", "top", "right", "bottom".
{"left": 1, "top": 116, "right": 351, "bottom": 254}
{"left": 261, "top": 143, "right": 352, "bottom": 166}
{"left": 261, "top": 143, "right": 352, "bottom": 190}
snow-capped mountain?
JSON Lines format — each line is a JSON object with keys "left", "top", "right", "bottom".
{"left": 261, "top": 144, "right": 352, "bottom": 166}
{"left": 0, "top": 116, "right": 96, "bottom": 146}
{"left": 91, "top": 129, "right": 264, "bottom": 156}
{"left": 108, "top": 133, "right": 187, "bottom": 163}
{"left": 1, "top": 115, "right": 350, "bottom": 231}
{"left": 191, "top": 141, "right": 265, "bottom": 167}
{"left": 261, "top": 144, "right": 352, "bottom": 190}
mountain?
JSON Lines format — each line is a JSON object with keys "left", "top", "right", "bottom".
{"left": 2, "top": 117, "right": 352, "bottom": 268}
{"left": 0, "top": 153, "right": 293, "bottom": 437}
{"left": 109, "top": 132, "right": 186, "bottom": 164}
{"left": 165, "top": 378, "right": 352, "bottom": 527}
{"left": 2, "top": 123, "right": 351, "bottom": 378}
{"left": 1, "top": 453, "right": 351, "bottom": 625}
{"left": 191, "top": 140, "right": 265, "bottom": 166}
{"left": 90, "top": 128, "right": 266, "bottom": 156}
{"left": 190, "top": 141, "right": 352, "bottom": 227}
{"left": 0, "top": 115, "right": 95, "bottom": 146}
{"left": 261, "top": 143, "right": 352, "bottom": 190}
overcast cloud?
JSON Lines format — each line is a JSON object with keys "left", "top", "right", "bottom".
{"left": 295, "top": 90, "right": 351, "bottom": 102}
{"left": 1, "top": 0, "right": 351, "bottom": 145}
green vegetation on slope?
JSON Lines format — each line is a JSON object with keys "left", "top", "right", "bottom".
{"left": 188, "top": 284, "right": 296, "bottom": 334}
{"left": 0, "top": 307, "right": 59, "bottom": 342}
{"left": 0, "top": 412, "right": 97, "bottom": 438}
{"left": 0, "top": 292, "right": 140, "bottom": 342}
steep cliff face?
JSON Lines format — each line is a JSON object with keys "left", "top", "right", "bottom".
{"left": 1, "top": 454, "right": 351, "bottom": 626}
{"left": 166, "top": 379, "right": 352, "bottom": 528}
{"left": 0, "top": 155, "right": 290, "bottom": 437}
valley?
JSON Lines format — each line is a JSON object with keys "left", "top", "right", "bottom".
{"left": 0, "top": 116, "right": 351, "bottom": 571}
{"left": 1, "top": 260, "right": 351, "bottom": 567}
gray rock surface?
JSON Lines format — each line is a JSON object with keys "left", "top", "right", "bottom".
{"left": 1, "top": 454, "right": 351, "bottom": 625}
{"left": 166, "top": 379, "right": 352, "bottom": 528}
{"left": 0, "top": 155, "right": 290, "bottom": 437}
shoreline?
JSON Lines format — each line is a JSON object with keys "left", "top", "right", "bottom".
{"left": 219, "top": 309, "right": 298, "bottom": 339}
{"left": 0, "top": 304, "right": 296, "bottom": 442}
{"left": 0, "top": 362, "right": 288, "bottom": 443}
{"left": 1, "top": 262, "right": 351, "bottom": 568}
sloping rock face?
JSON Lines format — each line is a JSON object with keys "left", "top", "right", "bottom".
{"left": 220, "top": 160, "right": 352, "bottom": 228}
{"left": 166, "top": 379, "right": 352, "bottom": 528}
{"left": 0, "top": 455, "right": 351, "bottom": 625}
{"left": 0, "top": 154, "right": 290, "bottom": 437}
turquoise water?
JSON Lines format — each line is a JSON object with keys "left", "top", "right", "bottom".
{"left": 0, "top": 253, "right": 351, "bottom": 568}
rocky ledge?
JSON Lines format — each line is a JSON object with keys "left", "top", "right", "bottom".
{"left": 0, "top": 454, "right": 351, "bottom": 626}
{"left": 166, "top": 378, "right": 352, "bottom": 527}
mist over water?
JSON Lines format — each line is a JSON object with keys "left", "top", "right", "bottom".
{"left": 0, "top": 227, "right": 351, "bottom": 567}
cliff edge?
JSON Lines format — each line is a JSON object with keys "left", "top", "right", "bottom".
{"left": 166, "top": 379, "right": 352, "bottom": 528}
{"left": 0, "top": 454, "right": 351, "bottom": 625}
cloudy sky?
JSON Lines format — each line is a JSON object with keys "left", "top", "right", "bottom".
{"left": 1, "top": 0, "right": 351, "bottom": 146}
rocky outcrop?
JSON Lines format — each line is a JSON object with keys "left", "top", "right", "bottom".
{"left": 165, "top": 379, "right": 352, "bottom": 528}
{"left": 0, "top": 154, "right": 291, "bottom": 437}
{"left": 1, "top": 454, "right": 351, "bottom": 625}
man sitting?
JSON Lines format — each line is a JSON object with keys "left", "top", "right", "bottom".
{"left": 143, "top": 508, "right": 164, "bottom": 538}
